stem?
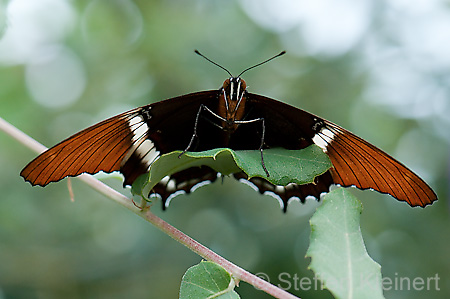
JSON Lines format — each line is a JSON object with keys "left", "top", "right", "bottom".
{"left": 0, "top": 116, "right": 300, "bottom": 299}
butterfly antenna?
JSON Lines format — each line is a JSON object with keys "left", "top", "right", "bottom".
{"left": 195, "top": 50, "right": 233, "bottom": 77}
{"left": 237, "top": 51, "right": 286, "bottom": 77}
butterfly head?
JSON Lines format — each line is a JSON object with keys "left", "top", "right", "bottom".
{"left": 222, "top": 77, "right": 247, "bottom": 103}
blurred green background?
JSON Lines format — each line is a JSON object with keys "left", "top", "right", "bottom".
{"left": 1, "top": 0, "right": 449, "bottom": 298}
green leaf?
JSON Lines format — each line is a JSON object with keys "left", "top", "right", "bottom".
{"left": 306, "top": 188, "right": 385, "bottom": 299}
{"left": 131, "top": 148, "right": 241, "bottom": 199}
{"left": 132, "top": 145, "right": 332, "bottom": 200}
{"left": 233, "top": 146, "right": 332, "bottom": 186}
{"left": 179, "top": 261, "right": 240, "bottom": 299}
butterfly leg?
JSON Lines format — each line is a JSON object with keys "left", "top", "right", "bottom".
{"left": 179, "top": 104, "right": 227, "bottom": 157}
{"left": 179, "top": 105, "right": 204, "bottom": 157}
{"left": 259, "top": 118, "right": 269, "bottom": 177}
{"left": 236, "top": 117, "right": 270, "bottom": 177}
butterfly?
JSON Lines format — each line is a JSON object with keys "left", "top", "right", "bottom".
{"left": 20, "top": 51, "right": 437, "bottom": 211}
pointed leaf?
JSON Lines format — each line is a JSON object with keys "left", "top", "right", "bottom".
{"left": 306, "top": 188, "right": 385, "bottom": 299}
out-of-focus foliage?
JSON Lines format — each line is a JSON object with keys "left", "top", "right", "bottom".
{"left": 0, "top": 0, "right": 448, "bottom": 298}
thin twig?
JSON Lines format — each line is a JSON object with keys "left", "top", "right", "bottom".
{"left": 0, "top": 116, "right": 300, "bottom": 299}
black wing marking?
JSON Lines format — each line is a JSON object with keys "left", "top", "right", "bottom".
{"left": 150, "top": 166, "right": 219, "bottom": 209}
{"left": 234, "top": 171, "right": 334, "bottom": 212}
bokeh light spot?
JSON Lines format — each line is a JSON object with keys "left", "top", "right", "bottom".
{"left": 0, "top": 0, "right": 76, "bottom": 65}
{"left": 25, "top": 46, "right": 86, "bottom": 108}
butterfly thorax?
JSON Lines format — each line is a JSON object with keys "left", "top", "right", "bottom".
{"left": 218, "top": 77, "right": 247, "bottom": 133}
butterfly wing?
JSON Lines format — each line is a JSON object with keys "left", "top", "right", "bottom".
{"left": 21, "top": 110, "right": 139, "bottom": 186}
{"left": 322, "top": 122, "right": 437, "bottom": 207}
{"left": 152, "top": 166, "right": 219, "bottom": 209}
{"left": 20, "top": 91, "right": 219, "bottom": 187}
{"left": 234, "top": 171, "right": 334, "bottom": 212}
{"left": 21, "top": 87, "right": 437, "bottom": 209}
{"left": 245, "top": 93, "right": 437, "bottom": 207}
